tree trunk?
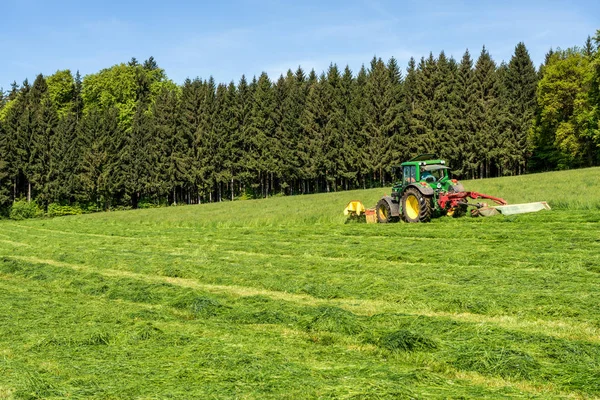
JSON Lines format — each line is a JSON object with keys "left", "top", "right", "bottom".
{"left": 27, "top": 182, "right": 31, "bottom": 202}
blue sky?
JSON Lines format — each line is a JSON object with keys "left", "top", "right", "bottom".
{"left": 1, "top": 0, "right": 598, "bottom": 90}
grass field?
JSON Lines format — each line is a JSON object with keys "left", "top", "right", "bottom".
{"left": 1, "top": 168, "right": 600, "bottom": 399}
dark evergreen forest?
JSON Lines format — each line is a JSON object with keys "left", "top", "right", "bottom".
{"left": 0, "top": 34, "right": 599, "bottom": 213}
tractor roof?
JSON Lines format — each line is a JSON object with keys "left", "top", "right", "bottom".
{"left": 422, "top": 165, "right": 450, "bottom": 171}
{"left": 401, "top": 154, "right": 446, "bottom": 167}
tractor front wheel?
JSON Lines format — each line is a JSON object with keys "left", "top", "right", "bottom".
{"left": 402, "top": 187, "right": 432, "bottom": 223}
{"left": 376, "top": 199, "right": 399, "bottom": 223}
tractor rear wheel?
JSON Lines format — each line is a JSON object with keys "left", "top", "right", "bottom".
{"left": 402, "top": 187, "right": 432, "bottom": 223}
{"left": 376, "top": 199, "right": 399, "bottom": 223}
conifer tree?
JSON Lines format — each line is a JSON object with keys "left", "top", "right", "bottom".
{"left": 272, "top": 73, "right": 293, "bottom": 194}
{"left": 78, "top": 107, "right": 120, "bottom": 208}
{"left": 0, "top": 119, "right": 10, "bottom": 210}
{"left": 221, "top": 81, "right": 241, "bottom": 200}
{"left": 299, "top": 70, "right": 326, "bottom": 193}
{"left": 473, "top": 47, "right": 499, "bottom": 178}
{"left": 403, "top": 58, "right": 419, "bottom": 158}
{"left": 351, "top": 65, "right": 369, "bottom": 188}
{"left": 153, "top": 87, "right": 182, "bottom": 203}
{"left": 432, "top": 52, "right": 456, "bottom": 159}
{"left": 451, "top": 50, "right": 477, "bottom": 177}
{"left": 322, "top": 63, "right": 345, "bottom": 191}
{"left": 503, "top": 43, "right": 537, "bottom": 175}
{"left": 339, "top": 65, "right": 358, "bottom": 190}
{"left": 195, "top": 78, "right": 216, "bottom": 202}
{"left": 49, "top": 110, "right": 79, "bottom": 203}
{"left": 246, "top": 73, "right": 275, "bottom": 197}
{"left": 384, "top": 57, "right": 406, "bottom": 168}
{"left": 412, "top": 54, "right": 437, "bottom": 157}
{"left": 281, "top": 68, "right": 306, "bottom": 194}
{"left": 234, "top": 75, "right": 255, "bottom": 195}
{"left": 2, "top": 82, "right": 27, "bottom": 201}
{"left": 178, "top": 78, "right": 204, "bottom": 203}
{"left": 30, "top": 95, "right": 58, "bottom": 206}
{"left": 363, "top": 57, "right": 393, "bottom": 185}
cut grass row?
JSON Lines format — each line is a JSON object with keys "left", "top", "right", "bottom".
{"left": 1, "top": 256, "right": 598, "bottom": 399}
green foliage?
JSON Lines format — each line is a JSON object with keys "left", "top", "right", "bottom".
{"left": 9, "top": 199, "right": 44, "bottom": 220}
{"left": 1, "top": 36, "right": 599, "bottom": 212}
{"left": 46, "top": 70, "right": 75, "bottom": 118}
{"left": 532, "top": 46, "right": 598, "bottom": 170}
{"left": 47, "top": 203, "right": 83, "bottom": 217}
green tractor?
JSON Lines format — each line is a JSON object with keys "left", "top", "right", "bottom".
{"left": 344, "top": 154, "right": 550, "bottom": 223}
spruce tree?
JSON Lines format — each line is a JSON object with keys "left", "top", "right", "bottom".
{"left": 363, "top": 57, "right": 392, "bottom": 185}
{"left": 30, "top": 96, "right": 58, "bottom": 206}
{"left": 432, "top": 52, "right": 456, "bottom": 159}
{"left": 451, "top": 50, "right": 477, "bottom": 177}
{"left": 153, "top": 87, "right": 182, "bottom": 204}
{"left": 272, "top": 73, "right": 292, "bottom": 194}
{"left": 2, "top": 82, "right": 27, "bottom": 201}
{"left": 403, "top": 58, "right": 419, "bottom": 158}
{"left": 281, "top": 68, "right": 306, "bottom": 194}
{"left": 339, "top": 65, "right": 358, "bottom": 190}
{"left": 412, "top": 54, "right": 437, "bottom": 157}
{"left": 473, "top": 47, "right": 499, "bottom": 178}
{"left": 221, "top": 81, "right": 241, "bottom": 200}
{"left": 322, "top": 63, "right": 345, "bottom": 191}
{"left": 195, "top": 78, "right": 216, "bottom": 202}
{"left": 503, "top": 42, "right": 537, "bottom": 175}
{"left": 49, "top": 110, "right": 79, "bottom": 203}
{"left": 299, "top": 70, "right": 326, "bottom": 193}
{"left": 178, "top": 78, "right": 204, "bottom": 203}
{"left": 246, "top": 73, "right": 275, "bottom": 197}
{"left": 235, "top": 75, "right": 255, "bottom": 195}
{"left": 351, "top": 65, "right": 369, "bottom": 188}
{"left": 0, "top": 118, "right": 10, "bottom": 210}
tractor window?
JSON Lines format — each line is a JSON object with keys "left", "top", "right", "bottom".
{"left": 403, "top": 166, "right": 416, "bottom": 183}
{"left": 431, "top": 168, "right": 445, "bottom": 181}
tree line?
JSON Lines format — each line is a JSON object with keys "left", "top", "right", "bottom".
{"left": 0, "top": 34, "right": 599, "bottom": 213}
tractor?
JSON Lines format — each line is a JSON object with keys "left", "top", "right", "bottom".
{"left": 344, "top": 154, "right": 550, "bottom": 223}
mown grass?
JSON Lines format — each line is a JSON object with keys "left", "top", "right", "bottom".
{"left": 0, "top": 167, "right": 599, "bottom": 399}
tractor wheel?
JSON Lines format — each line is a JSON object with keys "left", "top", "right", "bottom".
{"left": 376, "top": 199, "right": 399, "bottom": 223}
{"left": 402, "top": 187, "right": 432, "bottom": 223}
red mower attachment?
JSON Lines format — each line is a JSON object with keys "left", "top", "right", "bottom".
{"left": 437, "top": 191, "right": 507, "bottom": 210}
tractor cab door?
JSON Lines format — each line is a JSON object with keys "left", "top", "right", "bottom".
{"left": 403, "top": 165, "right": 417, "bottom": 185}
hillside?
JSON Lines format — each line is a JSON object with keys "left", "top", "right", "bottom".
{"left": 1, "top": 168, "right": 599, "bottom": 399}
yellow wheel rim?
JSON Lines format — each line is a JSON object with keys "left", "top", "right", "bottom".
{"left": 406, "top": 195, "right": 420, "bottom": 220}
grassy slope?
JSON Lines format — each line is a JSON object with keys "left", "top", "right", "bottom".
{"left": 0, "top": 167, "right": 599, "bottom": 399}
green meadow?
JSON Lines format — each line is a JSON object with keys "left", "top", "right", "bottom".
{"left": 1, "top": 168, "right": 599, "bottom": 399}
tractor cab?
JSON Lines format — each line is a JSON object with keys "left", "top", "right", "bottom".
{"left": 391, "top": 154, "right": 454, "bottom": 200}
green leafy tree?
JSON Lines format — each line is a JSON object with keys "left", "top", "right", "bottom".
{"left": 532, "top": 49, "right": 596, "bottom": 169}
{"left": 46, "top": 70, "right": 75, "bottom": 118}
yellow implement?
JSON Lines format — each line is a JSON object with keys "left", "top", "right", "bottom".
{"left": 343, "top": 200, "right": 366, "bottom": 216}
